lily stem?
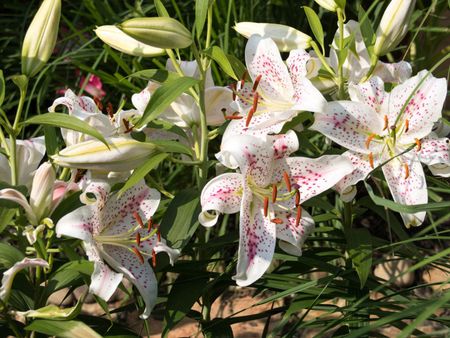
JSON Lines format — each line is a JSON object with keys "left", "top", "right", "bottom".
{"left": 310, "top": 41, "right": 335, "bottom": 77}
{"left": 336, "top": 8, "right": 346, "bottom": 100}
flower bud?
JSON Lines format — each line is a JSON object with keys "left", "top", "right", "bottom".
{"left": 374, "top": 0, "right": 416, "bottom": 56}
{"left": 29, "top": 162, "right": 56, "bottom": 223}
{"left": 314, "top": 0, "right": 339, "bottom": 11}
{"left": 95, "top": 25, "right": 165, "bottom": 57}
{"left": 21, "top": 0, "right": 61, "bottom": 78}
{"left": 234, "top": 22, "right": 312, "bottom": 51}
{"left": 51, "top": 137, "right": 156, "bottom": 172}
{"left": 119, "top": 17, "right": 192, "bottom": 49}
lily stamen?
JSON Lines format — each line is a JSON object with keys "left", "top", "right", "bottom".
{"left": 147, "top": 217, "right": 153, "bottom": 232}
{"left": 94, "top": 97, "right": 103, "bottom": 111}
{"left": 272, "top": 183, "right": 277, "bottom": 203}
{"left": 136, "top": 232, "right": 141, "bottom": 246}
{"left": 295, "top": 190, "right": 300, "bottom": 207}
{"left": 225, "top": 115, "right": 243, "bottom": 120}
{"left": 365, "top": 133, "right": 376, "bottom": 149}
{"left": 383, "top": 115, "right": 389, "bottom": 131}
{"left": 404, "top": 119, "right": 409, "bottom": 133}
{"left": 263, "top": 197, "right": 269, "bottom": 217}
{"left": 270, "top": 218, "right": 283, "bottom": 224}
{"left": 152, "top": 250, "right": 156, "bottom": 267}
{"left": 132, "top": 246, "right": 145, "bottom": 264}
{"left": 295, "top": 207, "right": 302, "bottom": 227}
{"left": 245, "top": 107, "right": 255, "bottom": 127}
{"left": 252, "top": 92, "right": 259, "bottom": 112}
{"left": 415, "top": 138, "right": 422, "bottom": 151}
{"left": 369, "top": 152, "right": 374, "bottom": 169}
{"left": 252, "top": 74, "right": 262, "bottom": 92}
{"left": 240, "top": 70, "right": 248, "bottom": 87}
{"left": 404, "top": 163, "right": 410, "bottom": 179}
{"left": 283, "top": 171, "right": 292, "bottom": 192}
{"left": 133, "top": 212, "right": 145, "bottom": 228}
{"left": 106, "top": 102, "right": 114, "bottom": 119}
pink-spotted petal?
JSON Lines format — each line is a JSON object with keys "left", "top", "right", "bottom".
{"left": 199, "top": 173, "right": 243, "bottom": 227}
{"left": 374, "top": 61, "right": 412, "bottom": 83}
{"left": 131, "top": 86, "right": 152, "bottom": 112}
{"left": 245, "top": 35, "right": 294, "bottom": 104}
{"left": 286, "top": 49, "right": 311, "bottom": 79}
{"left": 416, "top": 137, "right": 450, "bottom": 167}
{"left": 273, "top": 155, "right": 354, "bottom": 204}
{"left": 275, "top": 208, "right": 314, "bottom": 256}
{"left": 223, "top": 111, "right": 288, "bottom": 137}
{"left": 205, "top": 86, "right": 234, "bottom": 126}
{"left": 291, "top": 76, "right": 326, "bottom": 113}
{"left": 0, "top": 189, "right": 37, "bottom": 225}
{"left": 311, "top": 101, "right": 384, "bottom": 154}
{"left": 382, "top": 157, "right": 427, "bottom": 228}
{"left": 102, "top": 181, "right": 160, "bottom": 236}
{"left": 334, "top": 151, "right": 378, "bottom": 198}
{"left": 233, "top": 188, "right": 276, "bottom": 286}
{"left": 269, "top": 130, "right": 299, "bottom": 160}
{"left": 102, "top": 245, "right": 157, "bottom": 319}
{"left": 348, "top": 76, "right": 386, "bottom": 114}
{"left": 387, "top": 70, "right": 447, "bottom": 143}
{"left": 55, "top": 204, "right": 95, "bottom": 241}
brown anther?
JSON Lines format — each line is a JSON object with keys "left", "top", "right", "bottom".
{"left": 132, "top": 247, "right": 145, "bottom": 264}
{"left": 94, "top": 97, "right": 103, "bottom": 111}
{"left": 147, "top": 217, "right": 153, "bottom": 232}
{"left": 245, "top": 107, "right": 255, "bottom": 127}
{"left": 368, "top": 152, "right": 374, "bottom": 169}
{"left": 252, "top": 75, "right": 262, "bottom": 92}
{"left": 152, "top": 250, "right": 157, "bottom": 267}
{"left": 133, "top": 211, "right": 145, "bottom": 228}
{"left": 295, "top": 190, "right": 300, "bottom": 207}
{"left": 272, "top": 184, "right": 278, "bottom": 203}
{"left": 230, "top": 83, "right": 237, "bottom": 100}
{"left": 240, "top": 70, "right": 248, "bottom": 87}
{"left": 404, "top": 163, "right": 410, "bottom": 179}
{"left": 383, "top": 115, "right": 388, "bottom": 131}
{"left": 74, "top": 169, "right": 87, "bottom": 183}
{"left": 404, "top": 119, "right": 409, "bottom": 133}
{"left": 156, "top": 226, "right": 161, "bottom": 243}
{"left": 365, "top": 133, "right": 376, "bottom": 149}
{"left": 283, "top": 171, "right": 292, "bottom": 192}
{"left": 252, "top": 92, "right": 259, "bottom": 112}
{"left": 122, "top": 119, "right": 133, "bottom": 133}
{"left": 270, "top": 218, "right": 283, "bottom": 224}
{"left": 225, "top": 115, "right": 243, "bottom": 120}
{"left": 221, "top": 108, "right": 227, "bottom": 117}
{"left": 415, "top": 138, "right": 422, "bottom": 151}
{"left": 263, "top": 197, "right": 269, "bottom": 217}
{"left": 106, "top": 102, "right": 114, "bottom": 118}
{"left": 136, "top": 233, "right": 141, "bottom": 246}
{"left": 295, "top": 207, "right": 302, "bottom": 227}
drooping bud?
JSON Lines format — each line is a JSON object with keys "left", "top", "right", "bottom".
{"left": 51, "top": 137, "right": 156, "bottom": 172}
{"left": 314, "top": 0, "right": 344, "bottom": 12}
{"left": 21, "top": 0, "right": 61, "bottom": 78}
{"left": 29, "top": 162, "right": 56, "bottom": 223}
{"left": 374, "top": 0, "right": 416, "bottom": 56}
{"left": 234, "top": 22, "right": 312, "bottom": 51}
{"left": 94, "top": 25, "right": 165, "bottom": 57}
{"left": 119, "top": 17, "right": 193, "bottom": 49}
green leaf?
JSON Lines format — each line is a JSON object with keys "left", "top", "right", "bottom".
{"left": 151, "top": 139, "right": 193, "bottom": 156}
{"left": 303, "top": 6, "right": 324, "bottom": 53}
{"left": 128, "top": 69, "right": 179, "bottom": 83}
{"left": 22, "top": 113, "right": 108, "bottom": 146}
{"left": 0, "top": 243, "right": 25, "bottom": 268}
{"left": 44, "top": 126, "right": 59, "bottom": 156}
{"left": 358, "top": 4, "right": 375, "bottom": 48}
{"left": 45, "top": 260, "right": 93, "bottom": 295}
{"left": 225, "top": 54, "right": 246, "bottom": 81}
{"left": 135, "top": 76, "right": 199, "bottom": 129}
{"left": 154, "top": 0, "right": 170, "bottom": 17}
{"left": 0, "top": 70, "right": 5, "bottom": 107}
{"left": 195, "top": 0, "right": 210, "bottom": 39}
{"left": 345, "top": 228, "right": 372, "bottom": 288}
{"left": 205, "top": 46, "right": 238, "bottom": 80}
{"left": 20, "top": 298, "right": 83, "bottom": 321}
{"left": 163, "top": 274, "right": 209, "bottom": 337}
{"left": 202, "top": 318, "right": 234, "bottom": 338}
{"left": 118, "top": 152, "right": 168, "bottom": 196}
{"left": 160, "top": 188, "right": 201, "bottom": 250}
{"left": 25, "top": 319, "right": 102, "bottom": 338}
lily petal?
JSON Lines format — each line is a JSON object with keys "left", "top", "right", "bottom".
{"left": 387, "top": 70, "right": 447, "bottom": 143}
{"left": 102, "top": 245, "right": 158, "bottom": 319}
{"left": 245, "top": 35, "right": 294, "bottom": 104}
{"left": 348, "top": 76, "right": 386, "bottom": 114}
{"left": 0, "top": 188, "right": 37, "bottom": 225}
{"left": 275, "top": 208, "right": 314, "bottom": 256}
{"left": 205, "top": 86, "right": 233, "bottom": 126}
{"left": 417, "top": 136, "right": 450, "bottom": 168}
{"left": 311, "top": 101, "right": 384, "bottom": 154}
{"left": 233, "top": 188, "right": 276, "bottom": 286}
{"left": 374, "top": 61, "right": 412, "bottom": 83}
{"left": 269, "top": 130, "right": 299, "bottom": 159}
{"left": 382, "top": 157, "right": 427, "bottom": 227}
{"left": 153, "top": 240, "right": 180, "bottom": 265}
{"left": 199, "top": 173, "right": 243, "bottom": 227}
{"left": 55, "top": 204, "right": 96, "bottom": 241}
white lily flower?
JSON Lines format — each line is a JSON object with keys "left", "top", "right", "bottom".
{"left": 199, "top": 132, "right": 352, "bottom": 286}
{"left": 231, "top": 35, "right": 326, "bottom": 131}
{"left": 52, "top": 137, "right": 156, "bottom": 172}
{"left": 311, "top": 71, "right": 447, "bottom": 227}
{"left": 0, "top": 258, "right": 49, "bottom": 301}
{"left": 55, "top": 180, "right": 179, "bottom": 319}
{"left": 0, "top": 137, "right": 45, "bottom": 188}
{"left": 374, "top": 0, "right": 416, "bottom": 56}
{"left": 234, "top": 22, "right": 312, "bottom": 51}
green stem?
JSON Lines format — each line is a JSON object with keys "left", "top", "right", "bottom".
{"left": 310, "top": 41, "right": 335, "bottom": 77}
{"left": 336, "top": 8, "right": 346, "bottom": 100}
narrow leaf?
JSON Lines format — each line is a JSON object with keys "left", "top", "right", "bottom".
{"left": 195, "top": 0, "right": 209, "bottom": 39}
{"left": 0, "top": 70, "right": 5, "bottom": 107}
{"left": 25, "top": 319, "right": 102, "bottom": 338}
{"left": 23, "top": 113, "right": 108, "bottom": 146}
{"left": 303, "top": 6, "right": 324, "bottom": 52}
{"left": 205, "top": 46, "right": 238, "bottom": 80}
{"left": 345, "top": 227, "right": 372, "bottom": 288}
{"left": 154, "top": 0, "right": 170, "bottom": 17}
{"left": 151, "top": 139, "right": 193, "bottom": 156}
{"left": 135, "top": 77, "right": 199, "bottom": 129}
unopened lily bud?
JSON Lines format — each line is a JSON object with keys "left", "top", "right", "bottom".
{"left": 30, "top": 162, "right": 56, "bottom": 223}
{"left": 314, "top": 0, "right": 341, "bottom": 11}
{"left": 234, "top": 22, "right": 312, "bottom": 51}
{"left": 95, "top": 25, "right": 165, "bottom": 57}
{"left": 119, "top": 17, "right": 192, "bottom": 49}
{"left": 374, "top": 0, "right": 416, "bottom": 56}
{"left": 21, "top": 0, "right": 61, "bottom": 78}
{"left": 52, "top": 137, "right": 156, "bottom": 172}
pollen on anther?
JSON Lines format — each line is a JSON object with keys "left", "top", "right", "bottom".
{"left": 133, "top": 212, "right": 145, "bottom": 228}
{"left": 246, "top": 107, "right": 255, "bottom": 127}
{"left": 136, "top": 233, "right": 141, "bottom": 246}
{"left": 404, "top": 163, "right": 410, "bottom": 179}
{"left": 365, "top": 133, "right": 376, "bottom": 149}
{"left": 263, "top": 197, "right": 269, "bottom": 217}
{"left": 252, "top": 92, "right": 259, "bottom": 112}
{"left": 225, "top": 115, "right": 243, "bottom": 120}
{"left": 295, "top": 207, "right": 302, "bottom": 227}
{"left": 147, "top": 217, "right": 153, "bottom": 232}
{"left": 383, "top": 115, "right": 388, "bottom": 131}
{"left": 404, "top": 119, "right": 409, "bottom": 133}
{"left": 152, "top": 250, "right": 157, "bottom": 267}
{"left": 415, "top": 138, "right": 422, "bottom": 151}
{"left": 252, "top": 75, "right": 262, "bottom": 92}
{"left": 132, "top": 247, "right": 144, "bottom": 264}
{"left": 270, "top": 218, "right": 283, "bottom": 224}
{"left": 368, "top": 152, "right": 374, "bottom": 169}
{"left": 230, "top": 83, "right": 237, "bottom": 100}
{"left": 295, "top": 190, "right": 300, "bottom": 207}
{"left": 272, "top": 184, "right": 278, "bottom": 203}
{"left": 283, "top": 171, "right": 292, "bottom": 192}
